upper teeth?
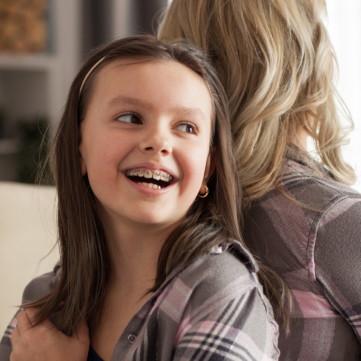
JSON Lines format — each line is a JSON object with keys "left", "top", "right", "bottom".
{"left": 126, "top": 169, "right": 173, "bottom": 182}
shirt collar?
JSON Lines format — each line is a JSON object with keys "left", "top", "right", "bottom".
{"left": 151, "top": 240, "right": 259, "bottom": 301}
{"left": 229, "top": 240, "right": 259, "bottom": 273}
{"left": 285, "top": 144, "right": 332, "bottom": 179}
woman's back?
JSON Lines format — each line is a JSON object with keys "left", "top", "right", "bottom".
{"left": 244, "top": 146, "right": 361, "bottom": 359}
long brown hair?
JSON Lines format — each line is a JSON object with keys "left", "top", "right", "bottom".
{"left": 26, "top": 35, "right": 244, "bottom": 337}
{"left": 158, "top": 0, "right": 356, "bottom": 208}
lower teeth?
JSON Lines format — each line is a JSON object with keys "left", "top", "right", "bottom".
{"left": 141, "top": 182, "right": 161, "bottom": 189}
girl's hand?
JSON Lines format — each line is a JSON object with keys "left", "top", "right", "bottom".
{"left": 10, "top": 308, "right": 90, "bottom": 361}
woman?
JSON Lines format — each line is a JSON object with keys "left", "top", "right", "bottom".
{"left": 158, "top": 0, "right": 361, "bottom": 359}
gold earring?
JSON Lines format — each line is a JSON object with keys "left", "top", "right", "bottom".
{"left": 198, "top": 185, "right": 209, "bottom": 198}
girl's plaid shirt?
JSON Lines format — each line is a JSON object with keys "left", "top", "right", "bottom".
{"left": 0, "top": 242, "right": 279, "bottom": 361}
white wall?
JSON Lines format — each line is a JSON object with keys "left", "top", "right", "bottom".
{"left": 0, "top": 183, "right": 59, "bottom": 335}
{"left": 325, "top": 1, "right": 361, "bottom": 191}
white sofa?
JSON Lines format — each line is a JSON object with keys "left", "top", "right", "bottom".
{"left": 0, "top": 182, "right": 59, "bottom": 334}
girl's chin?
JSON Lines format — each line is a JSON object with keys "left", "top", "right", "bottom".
{"left": 124, "top": 213, "right": 179, "bottom": 228}
{"left": 114, "top": 206, "right": 186, "bottom": 232}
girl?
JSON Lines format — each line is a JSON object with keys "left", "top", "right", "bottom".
{"left": 0, "top": 35, "right": 279, "bottom": 361}
{"left": 158, "top": 0, "right": 361, "bottom": 360}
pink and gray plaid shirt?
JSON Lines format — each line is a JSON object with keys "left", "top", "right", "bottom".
{"left": 0, "top": 242, "right": 279, "bottom": 360}
{"left": 244, "top": 146, "right": 361, "bottom": 360}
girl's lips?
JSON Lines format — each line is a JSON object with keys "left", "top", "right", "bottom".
{"left": 123, "top": 172, "right": 177, "bottom": 195}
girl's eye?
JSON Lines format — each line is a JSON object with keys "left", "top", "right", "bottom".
{"left": 175, "top": 123, "right": 197, "bottom": 134}
{"left": 116, "top": 113, "right": 142, "bottom": 124}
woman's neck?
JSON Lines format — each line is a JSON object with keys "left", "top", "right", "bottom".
{"left": 289, "top": 125, "right": 308, "bottom": 151}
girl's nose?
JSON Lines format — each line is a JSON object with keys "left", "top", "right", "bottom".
{"left": 139, "top": 127, "right": 171, "bottom": 156}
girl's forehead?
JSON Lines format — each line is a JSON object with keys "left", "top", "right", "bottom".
{"left": 91, "top": 58, "right": 213, "bottom": 110}
{"left": 94, "top": 58, "right": 208, "bottom": 93}
{"left": 101, "top": 57, "right": 155, "bottom": 72}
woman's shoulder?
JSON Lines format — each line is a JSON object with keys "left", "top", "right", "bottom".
{"left": 244, "top": 148, "right": 361, "bottom": 278}
{"left": 282, "top": 147, "right": 361, "bottom": 210}
{"left": 249, "top": 148, "right": 361, "bottom": 225}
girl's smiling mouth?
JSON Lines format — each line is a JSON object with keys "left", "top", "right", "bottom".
{"left": 125, "top": 168, "right": 175, "bottom": 189}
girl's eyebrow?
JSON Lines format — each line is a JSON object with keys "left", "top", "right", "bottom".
{"left": 107, "top": 96, "right": 207, "bottom": 121}
{"left": 108, "top": 96, "right": 153, "bottom": 110}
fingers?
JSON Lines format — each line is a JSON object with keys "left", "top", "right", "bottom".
{"left": 16, "top": 311, "right": 32, "bottom": 332}
{"left": 11, "top": 314, "right": 90, "bottom": 361}
{"left": 17, "top": 308, "right": 55, "bottom": 335}
{"left": 25, "top": 308, "right": 56, "bottom": 329}
{"left": 25, "top": 308, "right": 39, "bottom": 324}
{"left": 11, "top": 326, "right": 20, "bottom": 345}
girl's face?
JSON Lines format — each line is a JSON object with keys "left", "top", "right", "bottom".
{"left": 79, "top": 59, "right": 213, "bottom": 233}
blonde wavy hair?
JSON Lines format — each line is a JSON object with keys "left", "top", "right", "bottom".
{"left": 158, "top": 0, "right": 356, "bottom": 207}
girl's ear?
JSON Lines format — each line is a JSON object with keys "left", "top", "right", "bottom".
{"left": 79, "top": 145, "right": 87, "bottom": 176}
{"left": 203, "top": 147, "right": 216, "bottom": 182}
{"left": 80, "top": 157, "right": 87, "bottom": 176}
{"left": 79, "top": 123, "right": 87, "bottom": 176}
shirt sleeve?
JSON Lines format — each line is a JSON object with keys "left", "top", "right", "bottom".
{"left": 0, "top": 311, "right": 20, "bottom": 361}
{"left": 314, "top": 196, "right": 361, "bottom": 343}
{"left": 172, "top": 276, "right": 279, "bottom": 361}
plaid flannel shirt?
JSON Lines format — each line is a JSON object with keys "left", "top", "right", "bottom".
{"left": 0, "top": 242, "right": 279, "bottom": 361}
{"left": 244, "top": 146, "right": 361, "bottom": 360}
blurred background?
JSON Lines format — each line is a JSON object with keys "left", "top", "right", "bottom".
{"left": 0, "top": 0, "right": 360, "bottom": 335}
{"left": 0, "top": 0, "right": 168, "bottom": 184}
{"left": 325, "top": 0, "right": 361, "bottom": 192}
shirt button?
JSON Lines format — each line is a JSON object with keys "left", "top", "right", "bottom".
{"left": 128, "top": 334, "right": 136, "bottom": 343}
